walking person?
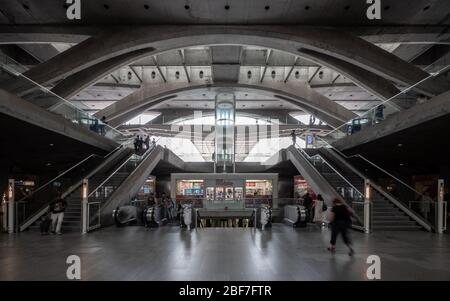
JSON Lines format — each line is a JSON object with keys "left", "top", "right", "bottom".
{"left": 49, "top": 196, "right": 67, "bottom": 235}
{"left": 327, "top": 198, "right": 354, "bottom": 256}
{"left": 151, "top": 138, "right": 156, "bottom": 149}
{"left": 313, "top": 194, "right": 327, "bottom": 226}
{"left": 302, "top": 192, "right": 313, "bottom": 223}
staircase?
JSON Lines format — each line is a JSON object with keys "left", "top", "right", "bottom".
{"left": 372, "top": 190, "right": 422, "bottom": 231}
{"left": 302, "top": 147, "right": 424, "bottom": 231}
{"left": 62, "top": 186, "right": 82, "bottom": 232}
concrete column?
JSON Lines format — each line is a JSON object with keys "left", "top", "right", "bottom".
{"left": 364, "top": 179, "right": 372, "bottom": 234}
{"left": 7, "top": 179, "right": 14, "bottom": 233}
{"left": 81, "top": 179, "right": 89, "bottom": 234}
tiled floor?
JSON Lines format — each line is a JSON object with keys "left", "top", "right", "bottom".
{"left": 1, "top": 224, "right": 449, "bottom": 281}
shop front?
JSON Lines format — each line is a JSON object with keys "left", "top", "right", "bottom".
{"left": 171, "top": 173, "right": 278, "bottom": 208}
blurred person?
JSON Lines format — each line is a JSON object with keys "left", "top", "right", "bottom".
{"left": 313, "top": 194, "right": 327, "bottom": 225}
{"left": 49, "top": 196, "right": 67, "bottom": 235}
{"left": 327, "top": 198, "right": 354, "bottom": 256}
{"left": 302, "top": 192, "right": 313, "bottom": 222}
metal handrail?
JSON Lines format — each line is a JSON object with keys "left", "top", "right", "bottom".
{"left": 296, "top": 144, "right": 364, "bottom": 197}
{"left": 16, "top": 144, "right": 124, "bottom": 203}
{"left": 0, "top": 52, "right": 125, "bottom": 139}
{"left": 309, "top": 153, "right": 364, "bottom": 197}
{"left": 316, "top": 136, "right": 432, "bottom": 201}
{"left": 324, "top": 64, "right": 450, "bottom": 136}
{"left": 88, "top": 139, "right": 160, "bottom": 197}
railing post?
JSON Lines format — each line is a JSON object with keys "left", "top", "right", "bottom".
{"left": 437, "top": 179, "right": 444, "bottom": 234}
{"left": 364, "top": 179, "right": 372, "bottom": 234}
{"left": 81, "top": 179, "right": 88, "bottom": 234}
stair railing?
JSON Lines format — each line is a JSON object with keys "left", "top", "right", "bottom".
{"left": 316, "top": 136, "right": 434, "bottom": 231}
{"left": 293, "top": 141, "right": 369, "bottom": 232}
{"left": 83, "top": 139, "right": 161, "bottom": 232}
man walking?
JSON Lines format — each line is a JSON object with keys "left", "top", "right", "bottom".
{"left": 50, "top": 196, "right": 67, "bottom": 235}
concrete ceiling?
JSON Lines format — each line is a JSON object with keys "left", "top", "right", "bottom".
{"left": 0, "top": 0, "right": 449, "bottom": 25}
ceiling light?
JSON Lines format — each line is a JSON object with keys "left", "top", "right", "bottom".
{"left": 397, "top": 143, "right": 403, "bottom": 147}
{"left": 46, "top": 163, "right": 52, "bottom": 166}
{"left": 49, "top": 143, "right": 54, "bottom": 147}
{"left": 399, "top": 163, "right": 404, "bottom": 166}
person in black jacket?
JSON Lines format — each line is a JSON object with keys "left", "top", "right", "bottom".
{"left": 302, "top": 192, "right": 313, "bottom": 222}
{"left": 327, "top": 198, "right": 354, "bottom": 256}
{"left": 49, "top": 197, "right": 67, "bottom": 235}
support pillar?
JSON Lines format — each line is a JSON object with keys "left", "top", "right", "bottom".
{"left": 7, "top": 179, "right": 14, "bottom": 233}
{"left": 364, "top": 179, "right": 372, "bottom": 234}
{"left": 81, "top": 178, "right": 88, "bottom": 234}
{"left": 436, "top": 179, "right": 445, "bottom": 234}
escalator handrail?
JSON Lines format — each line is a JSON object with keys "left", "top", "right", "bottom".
{"left": 292, "top": 142, "right": 365, "bottom": 228}
{"left": 296, "top": 144, "right": 364, "bottom": 197}
{"left": 88, "top": 138, "right": 161, "bottom": 198}
{"left": 315, "top": 138, "right": 434, "bottom": 231}
{"left": 16, "top": 143, "right": 124, "bottom": 203}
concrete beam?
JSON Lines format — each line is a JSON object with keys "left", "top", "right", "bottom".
{"left": 51, "top": 48, "right": 154, "bottom": 99}
{"left": 332, "top": 89, "right": 450, "bottom": 151}
{"left": 298, "top": 49, "right": 403, "bottom": 101}
{"left": 4, "top": 26, "right": 445, "bottom": 97}
{"left": 95, "top": 81, "right": 357, "bottom": 129}
{"left": 0, "top": 88, "right": 118, "bottom": 151}
{"left": 1, "top": 25, "right": 447, "bottom": 44}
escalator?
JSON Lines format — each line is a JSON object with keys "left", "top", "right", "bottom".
{"left": 85, "top": 144, "right": 166, "bottom": 230}
{"left": 19, "top": 144, "right": 134, "bottom": 232}
{"left": 288, "top": 145, "right": 431, "bottom": 231}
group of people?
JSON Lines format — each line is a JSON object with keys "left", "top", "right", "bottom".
{"left": 89, "top": 116, "right": 108, "bottom": 136}
{"left": 134, "top": 135, "right": 156, "bottom": 153}
{"left": 299, "top": 192, "right": 355, "bottom": 256}
{"left": 146, "top": 192, "right": 176, "bottom": 223}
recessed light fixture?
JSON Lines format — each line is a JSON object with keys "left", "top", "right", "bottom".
{"left": 46, "top": 163, "right": 52, "bottom": 166}
{"left": 49, "top": 143, "right": 54, "bottom": 147}
{"left": 399, "top": 163, "right": 404, "bottom": 166}
{"left": 397, "top": 143, "right": 403, "bottom": 147}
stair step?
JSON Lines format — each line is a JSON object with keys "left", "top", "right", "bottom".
{"left": 372, "top": 225, "right": 422, "bottom": 231}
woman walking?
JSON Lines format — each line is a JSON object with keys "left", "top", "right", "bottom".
{"left": 313, "top": 194, "right": 327, "bottom": 226}
{"left": 327, "top": 198, "right": 354, "bottom": 256}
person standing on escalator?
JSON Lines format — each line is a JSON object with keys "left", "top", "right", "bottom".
{"left": 291, "top": 129, "right": 297, "bottom": 146}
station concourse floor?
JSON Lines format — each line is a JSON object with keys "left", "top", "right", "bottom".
{"left": 1, "top": 224, "right": 449, "bottom": 281}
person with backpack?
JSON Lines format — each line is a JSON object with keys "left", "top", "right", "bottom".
{"left": 49, "top": 197, "right": 67, "bottom": 235}
{"left": 327, "top": 198, "right": 354, "bottom": 256}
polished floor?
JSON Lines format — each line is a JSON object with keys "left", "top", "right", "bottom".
{"left": 1, "top": 224, "right": 449, "bottom": 281}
